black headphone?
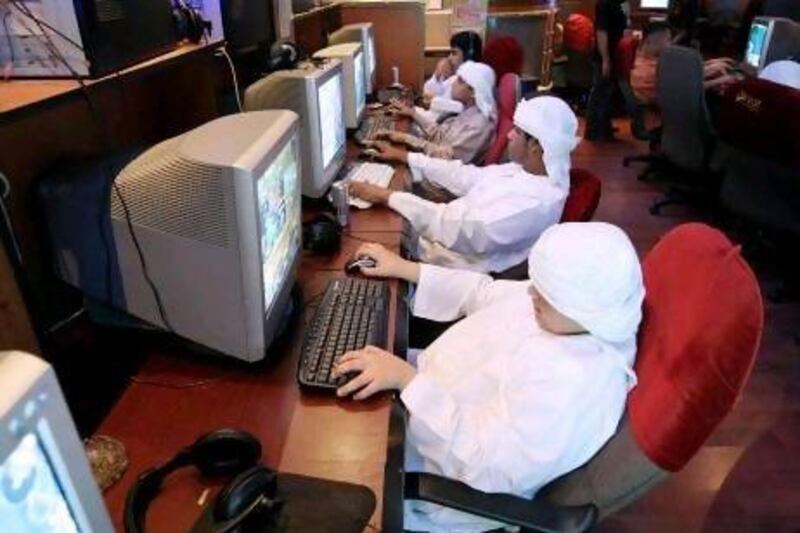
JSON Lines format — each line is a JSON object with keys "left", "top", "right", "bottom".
{"left": 173, "top": 0, "right": 211, "bottom": 44}
{"left": 303, "top": 213, "right": 341, "bottom": 255}
{"left": 266, "top": 41, "right": 301, "bottom": 72}
{"left": 124, "top": 429, "right": 281, "bottom": 533}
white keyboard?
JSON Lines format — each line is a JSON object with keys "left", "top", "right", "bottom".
{"left": 345, "top": 162, "right": 395, "bottom": 209}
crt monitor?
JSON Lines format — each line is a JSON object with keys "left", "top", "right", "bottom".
{"left": 328, "top": 23, "right": 377, "bottom": 94}
{"left": 219, "top": 0, "right": 275, "bottom": 54}
{"left": 45, "top": 112, "right": 303, "bottom": 363}
{"left": 745, "top": 17, "right": 800, "bottom": 72}
{"left": 243, "top": 61, "right": 347, "bottom": 198}
{"left": 313, "top": 44, "right": 367, "bottom": 129}
{"left": 0, "top": 351, "right": 114, "bottom": 532}
{"left": 639, "top": 0, "right": 670, "bottom": 9}
{"left": 0, "top": 0, "right": 177, "bottom": 77}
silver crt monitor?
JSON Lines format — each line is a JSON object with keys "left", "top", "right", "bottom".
{"left": 313, "top": 43, "right": 367, "bottom": 129}
{"left": 108, "top": 111, "right": 303, "bottom": 362}
{"left": 328, "top": 23, "right": 377, "bottom": 94}
{"left": 244, "top": 61, "right": 347, "bottom": 198}
{"left": 745, "top": 17, "right": 800, "bottom": 73}
{"left": 0, "top": 351, "right": 113, "bottom": 533}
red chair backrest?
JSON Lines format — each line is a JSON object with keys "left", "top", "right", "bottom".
{"left": 483, "top": 36, "right": 524, "bottom": 84}
{"left": 630, "top": 224, "right": 764, "bottom": 472}
{"left": 563, "top": 13, "right": 595, "bottom": 54}
{"left": 560, "top": 168, "right": 601, "bottom": 222}
{"left": 482, "top": 73, "right": 520, "bottom": 165}
{"left": 616, "top": 35, "right": 640, "bottom": 81}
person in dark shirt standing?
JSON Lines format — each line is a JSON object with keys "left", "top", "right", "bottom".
{"left": 586, "top": 0, "right": 627, "bottom": 141}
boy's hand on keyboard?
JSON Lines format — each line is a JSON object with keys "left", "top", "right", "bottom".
{"left": 349, "top": 181, "right": 392, "bottom": 205}
{"left": 353, "top": 243, "right": 420, "bottom": 282}
{"left": 333, "top": 346, "right": 416, "bottom": 400}
{"left": 369, "top": 141, "right": 408, "bottom": 164}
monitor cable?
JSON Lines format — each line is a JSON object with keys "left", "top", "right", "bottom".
{"left": 215, "top": 45, "right": 243, "bottom": 112}
{"left": 9, "top": 3, "right": 175, "bottom": 333}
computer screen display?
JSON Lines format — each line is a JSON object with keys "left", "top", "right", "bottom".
{"left": 0, "top": 432, "right": 79, "bottom": 533}
{"left": 640, "top": 0, "right": 670, "bottom": 9}
{"left": 746, "top": 22, "right": 770, "bottom": 67}
{"left": 355, "top": 51, "right": 366, "bottom": 116}
{"left": 317, "top": 73, "right": 346, "bottom": 169}
{"left": 257, "top": 135, "right": 301, "bottom": 316}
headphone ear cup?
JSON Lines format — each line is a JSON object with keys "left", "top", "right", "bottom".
{"left": 213, "top": 465, "right": 279, "bottom": 523}
{"left": 303, "top": 214, "right": 341, "bottom": 255}
{"left": 191, "top": 429, "right": 262, "bottom": 478}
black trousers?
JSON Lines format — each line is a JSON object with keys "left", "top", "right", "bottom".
{"left": 585, "top": 61, "right": 616, "bottom": 140}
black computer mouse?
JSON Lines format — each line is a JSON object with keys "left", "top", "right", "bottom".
{"left": 345, "top": 256, "right": 377, "bottom": 275}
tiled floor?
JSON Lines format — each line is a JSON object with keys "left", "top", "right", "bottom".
{"left": 578, "top": 120, "right": 800, "bottom": 533}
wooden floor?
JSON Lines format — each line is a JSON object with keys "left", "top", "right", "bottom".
{"left": 578, "top": 120, "right": 800, "bottom": 533}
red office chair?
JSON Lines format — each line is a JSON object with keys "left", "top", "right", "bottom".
{"left": 482, "top": 73, "right": 521, "bottom": 165}
{"left": 560, "top": 168, "right": 602, "bottom": 222}
{"left": 483, "top": 36, "right": 524, "bottom": 85}
{"left": 563, "top": 13, "right": 595, "bottom": 54}
{"left": 406, "top": 223, "right": 764, "bottom": 531}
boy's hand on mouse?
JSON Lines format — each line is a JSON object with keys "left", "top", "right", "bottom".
{"left": 348, "top": 181, "right": 392, "bottom": 205}
{"left": 333, "top": 346, "right": 416, "bottom": 400}
{"left": 352, "top": 243, "right": 420, "bottom": 282}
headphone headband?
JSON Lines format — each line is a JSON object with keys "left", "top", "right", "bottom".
{"left": 124, "top": 429, "right": 266, "bottom": 533}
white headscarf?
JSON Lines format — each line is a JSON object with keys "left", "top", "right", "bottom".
{"left": 456, "top": 61, "right": 497, "bottom": 122}
{"left": 759, "top": 60, "right": 800, "bottom": 90}
{"left": 528, "top": 222, "right": 645, "bottom": 346}
{"left": 513, "top": 96, "right": 581, "bottom": 191}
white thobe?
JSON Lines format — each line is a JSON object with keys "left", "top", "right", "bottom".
{"left": 402, "top": 265, "right": 636, "bottom": 532}
{"left": 388, "top": 154, "right": 567, "bottom": 273}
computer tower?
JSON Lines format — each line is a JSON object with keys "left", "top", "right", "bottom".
{"left": 0, "top": 0, "right": 178, "bottom": 78}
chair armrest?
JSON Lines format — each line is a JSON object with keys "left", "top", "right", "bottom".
{"left": 404, "top": 472, "right": 597, "bottom": 533}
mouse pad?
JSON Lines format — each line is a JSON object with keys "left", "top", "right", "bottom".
{"left": 191, "top": 473, "right": 377, "bottom": 533}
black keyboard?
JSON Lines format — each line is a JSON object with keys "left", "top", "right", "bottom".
{"left": 354, "top": 115, "right": 395, "bottom": 145}
{"left": 298, "top": 278, "right": 389, "bottom": 391}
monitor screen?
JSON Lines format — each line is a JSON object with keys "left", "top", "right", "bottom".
{"left": 746, "top": 22, "right": 770, "bottom": 67}
{"left": 0, "top": 432, "right": 79, "bottom": 533}
{"left": 257, "top": 135, "right": 301, "bottom": 315}
{"left": 354, "top": 51, "right": 366, "bottom": 116}
{"left": 640, "top": 0, "right": 669, "bottom": 8}
{"left": 317, "top": 73, "right": 346, "bottom": 169}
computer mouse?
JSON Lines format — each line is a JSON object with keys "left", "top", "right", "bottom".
{"left": 362, "top": 148, "right": 380, "bottom": 158}
{"left": 345, "top": 256, "right": 377, "bottom": 275}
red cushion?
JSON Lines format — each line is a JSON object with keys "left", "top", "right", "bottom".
{"left": 483, "top": 73, "right": 519, "bottom": 166}
{"left": 630, "top": 224, "right": 764, "bottom": 472}
{"left": 560, "top": 168, "right": 601, "bottom": 222}
{"left": 483, "top": 37, "right": 524, "bottom": 85}
{"left": 563, "top": 14, "right": 595, "bottom": 54}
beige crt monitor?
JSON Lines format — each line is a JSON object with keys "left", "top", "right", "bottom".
{"left": 108, "top": 111, "right": 303, "bottom": 362}
{"left": 314, "top": 43, "right": 366, "bottom": 129}
{"left": 244, "top": 61, "right": 347, "bottom": 198}
{"left": 0, "top": 351, "right": 114, "bottom": 532}
{"left": 328, "top": 23, "right": 377, "bottom": 94}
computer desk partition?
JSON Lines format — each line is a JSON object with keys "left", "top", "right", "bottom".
{"left": 97, "top": 130, "right": 411, "bottom": 533}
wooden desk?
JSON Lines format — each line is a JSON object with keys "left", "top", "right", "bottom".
{"left": 97, "top": 156, "right": 410, "bottom": 532}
